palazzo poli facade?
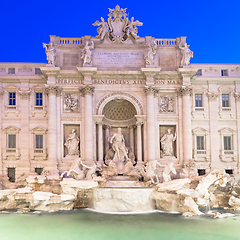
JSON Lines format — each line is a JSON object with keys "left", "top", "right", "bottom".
{"left": 0, "top": 5, "right": 240, "bottom": 183}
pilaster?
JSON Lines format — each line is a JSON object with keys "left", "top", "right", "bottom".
{"left": 234, "top": 92, "right": 240, "bottom": 173}
{"left": 207, "top": 91, "right": 219, "bottom": 169}
{"left": 19, "top": 88, "right": 31, "bottom": 175}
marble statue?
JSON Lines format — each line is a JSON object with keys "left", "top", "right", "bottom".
{"left": 179, "top": 43, "right": 193, "bottom": 67}
{"left": 162, "top": 162, "right": 176, "bottom": 182}
{"left": 64, "top": 129, "right": 80, "bottom": 156}
{"left": 145, "top": 160, "right": 162, "bottom": 183}
{"left": 92, "top": 5, "right": 142, "bottom": 43}
{"left": 64, "top": 94, "right": 78, "bottom": 112}
{"left": 125, "top": 17, "right": 143, "bottom": 39}
{"left": 81, "top": 41, "right": 94, "bottom": 65}
{"left": 109, "top": 128, "right": 130, "bottom": 162}
{"left": 61, "top": 158, "right": 100, "bottom": 180}
{"left": 92, "top": 17, "right": 109, "bottom": 41}
{"left": 160, "top": 129, "right": 177, "bottom": 156}
{"left": 42, "top": 42, "right": 56, "bottom": 66}
{"left": 144, "top": 41, "right": 157, "bottom": 65}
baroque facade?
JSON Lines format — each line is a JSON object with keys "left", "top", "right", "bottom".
{"left": 0, "top": 5, "right": 240, "bottom": 183}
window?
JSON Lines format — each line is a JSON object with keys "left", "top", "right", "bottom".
{"left": 197, "top": 136, "right": 204, "bottom": 150}
{"left": 196, "top": 69, "right": 202, "bottom": 76}
{"left": 36, "top": 92, "right": 43, "bottom": 106}
{"left": 224, "top": 136, "right": 231, "bottom": 150}
{"left": 221, "top": 69, "right": 228, "bottom": 76}
{"left": 9, "top": 92, "right": 16, "bottom": 105}
{"left": 195, "top": 94, "right": 202, "bottom": 107}
{"left": 36, "top": 135, "right": 43, "bottom": 149}
{"left": 35, "top": 68, "right": 41, "bottom": 75}
{"left": 8, "top": 68, "right": 15, "bottom": 74}
{"left": 198, "top": 169, "right": 206, "bottom": 176}
{"left": 225, "top": 169, "right": 233, "bottom": 175}
{"left": 35, "top": 168, "right": 43, "bottom": 175}
{"left": 8, "top": 134, "right": 16, "bottom": 148}
{"left": 8, "top": 168, "right": 15, "bottom": 182}
{"left": 222, "top": 94, "right": 229, "bottom": 107}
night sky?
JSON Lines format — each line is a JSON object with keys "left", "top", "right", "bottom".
{"left": 0, "top": 0, "right": 239, "bottom": 64}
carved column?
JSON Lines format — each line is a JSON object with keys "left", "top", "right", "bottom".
{"left": 46, "top": 86, "right": 58, "bottom": 171}
{"left": 177, "top": 86, "right": 192, "bottom": 163}
{"left": 141, "top": 68, "right": 160, "bottom": 162}
{"left": 129, "top": 126, "right": 134, "bottom": 154}
{"left": 234, "top": 92, "right": 240, "bottom": 173}
{"left": 105, "top": 126, "right": 110, "bottom": 154}
{"left": 136, "top": 116, "right": 145, "bottom": 165}
{"left": 144, "top": 86, "right": 158, "bottom": 161}
{"left": 0, "top": 87, "right": 4, "bottom": 176}
{"left": 40, "top": 67, "right": 60, "bottom": 173}
{"left": 81, "top": 86, "right": 94, "bottom": 165}
{"left": 94, "top": 115, "right": 104, "bottom": 164}
{"left": 207, "top": 91, "right": 219, "bottom": 169}
{"left": 178, "top": 68, "right": 197, "bottom": 164}
{"left": 56, "top": 88, "right": 62, "bottom": 162}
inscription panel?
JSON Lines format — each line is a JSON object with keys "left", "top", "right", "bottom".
{"left": 93, "top": 50, "right": 144, "bottom": 68}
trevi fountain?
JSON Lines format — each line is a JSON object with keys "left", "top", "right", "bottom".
{"left": 0, "top": 4, "right": 240, "bottom": 240}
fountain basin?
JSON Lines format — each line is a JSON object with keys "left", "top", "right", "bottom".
{"left": 92, "top": 187, "right": 154, "bottom": 212}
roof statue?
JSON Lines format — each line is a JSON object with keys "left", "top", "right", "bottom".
{"left": 93, "top": 5, "right": 143, "bottom": 43}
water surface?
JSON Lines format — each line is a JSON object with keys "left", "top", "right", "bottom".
{"left": 0, "top": 210, "right": 239, "bottom": 240}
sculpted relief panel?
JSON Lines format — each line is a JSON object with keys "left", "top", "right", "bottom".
{"left": 159, "top": 94, "right": 175, "bottom": 113}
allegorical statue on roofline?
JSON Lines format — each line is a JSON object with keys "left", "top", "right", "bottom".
{"left": 42, "top": 42, "right": 56, "bottom": 66}
{"left": 93, "top": 5, "right": 143, "bottom": 43}
{"left": 179, "top": 43, "right": 193, "bottom": 67}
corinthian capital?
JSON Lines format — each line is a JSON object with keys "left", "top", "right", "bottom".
{"left": 45, "top": 85, "right": 59, "bottom": 95}
{"left": 177, "top": 86, "right": 192, "bottom": 96}
{"left": 144, "top": 86, "right": 158, "bottom": 95}
{"left": 207, "top": 92, "right": 219, "bottom": 100}
{"left": 234, "top": 92, "right": 240, "bottom": 101}
{"left": 80, "top": 85, "right": 94, "bottom": 96}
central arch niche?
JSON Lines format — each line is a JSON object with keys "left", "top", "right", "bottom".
{"left": 101, "top": 99, "right": 138, "bottom": 163}
{"left": 102, "top": 99, "right": 137, "bottom": 121}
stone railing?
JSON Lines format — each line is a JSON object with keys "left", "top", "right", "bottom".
{"left": 155, "top": 39, "right": 177, "bottom": 46}
{"left": 2, "top": 148, "right": 21, "bottom": 160}
{"left": 50, "top": 36, "right": 83, "bottom": 45}
{"left": 30, "top": 148, "right": 47, "bottom": 160}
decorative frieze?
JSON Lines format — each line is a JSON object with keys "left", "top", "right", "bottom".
{"left": 19, "top": 90, "right": 31, "bottom": 99}
{"left": 18, "top": 65, "right": 32, "bottom": 72}
{"left": 206, "top": 92, "right": 219, "bottom": 100}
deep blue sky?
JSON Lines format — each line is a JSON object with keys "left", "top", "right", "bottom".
{"left": 1, "top": 0, "right": 239, "bottom": 64}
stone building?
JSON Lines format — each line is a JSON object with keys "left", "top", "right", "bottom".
{"left": 0, "top": 5, "right": 239, "bottom": 182}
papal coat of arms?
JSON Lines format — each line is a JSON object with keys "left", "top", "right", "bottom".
{"left": 93, "top": 5, "right": 143, "bottom": 43}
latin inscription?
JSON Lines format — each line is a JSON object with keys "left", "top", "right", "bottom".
{"left": 94, "top": 51, "right": 144, "bottom": 66}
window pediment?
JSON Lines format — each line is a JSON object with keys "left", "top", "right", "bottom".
{"left": 30, "top": 126, "right": 47, "bottom": 134}
{"left": 3, "top": 126, "right": 20, "bottom": 133}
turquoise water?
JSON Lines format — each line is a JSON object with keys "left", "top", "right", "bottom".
{"left": 0, "top": 210, "right": 239, "bottom": 240}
